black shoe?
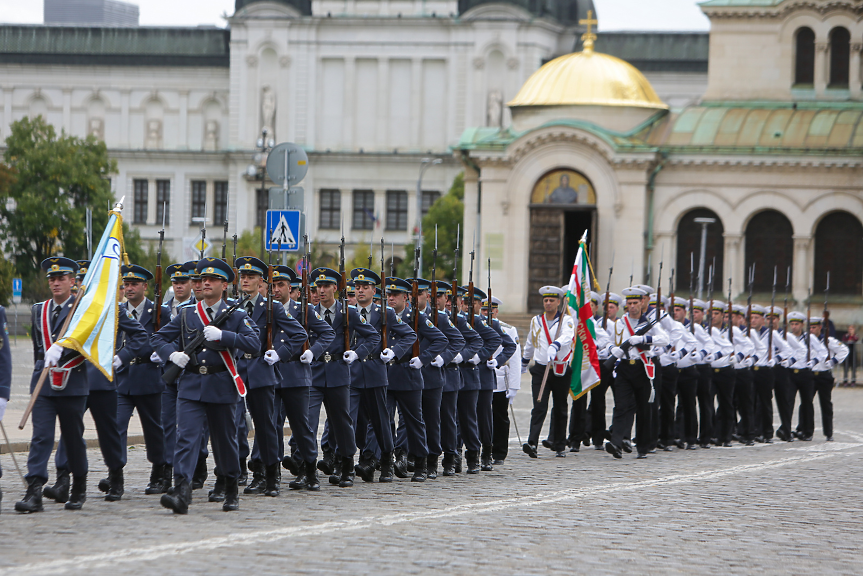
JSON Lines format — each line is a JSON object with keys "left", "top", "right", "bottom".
{"left": 621, "top": 440, "right": 633, "bottom": 454}
{"left": 289, "top": 462, "right": 309, "bottom": 490}
{"left": 480, "top": 453, "right": 493, "bottom": 471}
{"left": 42, "top": 469, "right": 70, "bottom": 503}
{"left": 555, "top": 451, "right": 566, "bottom": 458}
{"left": 222, "top": 477, "right": 239, "bottom": 511}
{"left": 744, "top": 440, "right": 755, "bottom": 447}
{"left": 65, "top": 475, "right": 87, "bottom": 510}
{"left": 328, "top": 457, "right": 342, "bottom": 486}
{"left": 394, "top": 451, "right": 409, "bottom": 479}
{"left": 731, "top": 434, "right": 741, "bottom": 442}
{"left": 569, "top": 445, "right": 580, "bottom": 453}
{"left": 657, "top": 441, "right": 667, "bottom": 450}
{"left": 192, "top": 455, "right": 208, "bottom": 490}
{"left": 441, "top": 453, "right": 455, "bottom": 477}
{"left": 636, "top": 453, "right": 648, "bottom": 459}
{"left": 674, "top": 440, "right": 686, "bottom": 449}
{"left": 454, "top": 453, "right": 463, "bottom": 473}
{"left": 764, "top": 438, "right": 774, "bottom": 444}
{"left": 722, "top": 441, "right": 732, "bottom": 447}
{"left": 594, "top": 443, "right": 604, "bottom": 450}
{"left": 15, "top": 477, "right": 44, "bottom": 513}
{"left": 317, "top": 450, "right": 336, "bottom": 476}
{"left": 406, "top": 455, "right": 416, "bottom": 473}
{"left": 800, "top": 435, "right": 813, "bottom": 441}
{"left": 355, "top": 455, "right": 376, "bottom": 483}
{"left": 98, "top": 476, "right": 110, "bottom": 494}
{"left": 465, "top": 451, "right": 480, "bottom": 474}
{"left": 826, "top": 436, "right": 834, "bottom": 442}
{"left": 208, "top": 475, "right": 226, "bottom": 502}
{"left": 145, "top": 463, "right": 169, "bottom": 495}
{"left": 541, "top": 440, "right": 553, "bottom": 451}
{"left": 281, "top": 454, "right": 300, "bottom": 477}
{"left": 338, "top": 456, "right": 354, "bottom": 487}
{"left": 686, "top": 443, "right": 698, "bottom": 450}
{"left": 582, "top": 434, "right": 592, "bottom": 447}
{"left": 379, "top": 452, "right": 394, "bottom": 483}
{"left": 411, "top": 456, "right": 427, "bottom": 482}
{"left": 244, "top": 460, "right": 265, "bottom": 494}
{"left": 305, "top": 461, "right": 320, "bottom": 491}
{"left": 237, "top": 459, "right": 248, "bottom": 486}
{"left": 754, "top": 436, "right": 765, "bottom": 443}
{"left": 699, "top": 443, "right": 711, "bottom": 449}
{"left": 427, "top": 455, "right": 439, "bottom": 480}
{"left": 104, "top": 468, "right": 124, "bottom": 502}
{"left": 775, "top": 429, "right": 788, "bottom": 441}
{"left": 263, "top": 463, "right": 280, "bottom": 497}
{"left": 492, "top": 459, "right": 505, "bottom": 466}
{"left": 522, "top": 443, "right": 538, "bottom": 459}
{"left": 161, "top": 479, "right": 191, "bottom": 514}
{"left": 605, "top": 443, "right": 622, "bottom": 459}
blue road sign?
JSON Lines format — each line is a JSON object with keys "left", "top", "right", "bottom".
{"left": 265, "top": 210, "right": 300, "bottom": 251}
{"left": 12, "top": 278, "right": 22, "bottom": 296}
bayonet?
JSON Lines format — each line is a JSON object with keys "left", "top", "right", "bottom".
{"left": 689, "top": 252, "right": 695, "bottom": 335}
{"left": 431, "top": 225, "right": 438, "bottom": 327}
{"left": 340, "top": 221, "right": 350, "bottom": 352}
{"left": 823, "top": 271, "right": 830, "bottom": 343}
{"left": 783, "top": 266, "right": 790, "bottom": 342}
{"left": 381, "top": 238, "right": 388, "bottom": 350}
{"left": 153, "top": 202, "right": 166, "bottom": 331}
{"left": 746, "top": 264, "right": 754, "bottom": 337}
{"left": 602, "top": 249, "right": 614, "bottom": 330}
{"left": 452, "top": 223, "right": 460, "bottom": 326}
{"left": 468, "top": 232, "right": 475, "bottom": 328}
{"left": 727, "top": 278, "right": 734, "bottom": 346}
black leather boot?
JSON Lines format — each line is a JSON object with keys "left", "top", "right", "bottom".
{"left": 281, "top": 453, "right": 300, "bottom": 477}
{"left": 441, "top": 453, "right": 456, "bottom": 476}
{"left": 98, "top": 475, "right": 110, "bottom": 493}
{"left": 328, "top": 456, "right": 343, "bottom": 486}
{"left": 411, "top": 456, "right": 427, "bottom": 482}
{"left": 393, "top": 450, "right": 409, "bottom": 479}
{"left": 264, "top": 463, "right": 280, "bottom": 497}
{"left": 379, "top": 452, "right": 394, "bottom": 483}
{"left": 161, "top": 478, "right": 191, "bottom": 514}
{"left": 317, "top": 448, "right": 335, "bottom": 476}
{"left": 480, "top": 452, "right": 493, "bottom": 472}
{"left": 355, "top": 453, "right": 376, "bottom": 483}
{"left": 289, "top": 462, "right": 309, "bottom": 490}
{"left": 426, "top": 455, "right": 439, "bottom": 480}
{"left": 65, "top": 474, "right": 87, "bottom": 510}
{"left": 454, "top": 452, "right": 463, "bottom": 473}
{"left": 237, "top": 459, "right": 248, "bottom": 486}
{"left": 105, "top": 468, "right": 124, "bottom": 502}
{"left": 162, "top": 464, "right": 173, "bottom": 493}
{"left": 145, "top": 463, "right": 167, "bottom": 495}
{"left": 208, "top": 475, "right": 226, "bottom": 502}
{"left": 192, "top": 454, "right": 208, "bottom": 490}
{"left": 15, "top": 477, "right": 44, "bottom": 513}
{"left": 244, "top": 460, "right": 265, "bottom": 494}
{"left": 338, "top": 456, "right": 354, "bottom": 487}
{"left": 222, "top": 477, "right": 239, "bottom": 511}
{"left": 42, "top": 468, "right": 69, "bottom": 503}
{"left": 406, "top": 454, "right": 416, "bottom": 473}
{"left": 465, "top": 450, "right": 481, "bottom": 474}
{"left": 305, "top": 461, "right": 320, "bottom": 491}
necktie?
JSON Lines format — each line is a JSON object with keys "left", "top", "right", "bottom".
{"left": 246, "top": 301, "right": 254, "bottom": 316}
{"left": 51, "top": 303, "right": 61, "bottom": 329}
{"left": 132, "top": 309, "right": 139, "bottom": 320}
{"left": 361, "top": 308, "right": 368, "bottom": 322}
{"left": 325, "top": 309, "right": 333, "bottom": 326}
{"left": 207, "top": 307, "right": 214, "bottom": 321}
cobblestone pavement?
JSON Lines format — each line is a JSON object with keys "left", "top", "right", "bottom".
{"left": 1, "top": 350, "right": 861, "bottom": 575}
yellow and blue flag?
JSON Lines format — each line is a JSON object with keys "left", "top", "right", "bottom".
{"left": 57, "top": 207, "right": 125, "bottom": 380}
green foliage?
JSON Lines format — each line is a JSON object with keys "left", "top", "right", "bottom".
{"left": 122, "top": 225, "right": 175, "bottom": 300}
{"left": 0, "top": 257, "right": 16, "bottom": 307}
{"left": 237, "top": 227, "right": 265, "bottom": 260}
{"left": 347, "top": 242, "right": 373, "bottom": 272}
{"left": 0, "top": 116, "right": 117, "bottom": 302}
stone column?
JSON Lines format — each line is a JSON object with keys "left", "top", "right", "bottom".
{"left": 343, "top": 56, "right": 355, "bottom": 150}
{"left": 792, "top": 234, "right": 812, "bottom": 305}
{"left": 179, "top": 91, "right": 189, "bottom": 150}
{"left": 723, "top": 233, "right": 743, "bottom": 297}
{"left": 62, "top": 89, "right": 71, "bottom": 133}
{"left": 815, "top": 41, "right": 829, "bottom": 96}
{"left": 410, "top": 58, "right": 422, "bottom": 149}
{"left": 377, "top": 58, "right": 389, "bottom": 149}
{"left": 851, "top": 42, "right": 863, "bottom": 99}
{"left": 120, "top": 88, "right": 130, "bottom": 148}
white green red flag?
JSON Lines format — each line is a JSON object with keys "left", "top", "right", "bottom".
{"left": 565, "top": 232, "right": 601, "bottom": 399}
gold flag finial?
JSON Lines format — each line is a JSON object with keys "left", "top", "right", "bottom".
{"left": 579, "top": 10, "right": 598, "bottom": 54}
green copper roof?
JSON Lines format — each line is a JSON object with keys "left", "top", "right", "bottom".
{"left": 699, "top": 0, "right": 784, "bottom": 7}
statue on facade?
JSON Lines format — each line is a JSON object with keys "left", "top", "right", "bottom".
{"left": 487, "top": 89, "right": 503, "bottom": 129}
{"left": 145, "top": 118, "right": 162, "bottom": 149}
{"left": 88, "top": 117, "right": 104, "bottom": 141}
{"left": 261, "top": 85, "right": 276, "bottom": 140}
{"left": 204, "top": 119, "right": 219, "bottom": 151}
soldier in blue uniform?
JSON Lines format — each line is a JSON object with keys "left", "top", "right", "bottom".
{"left": 164, "top": 262, "right": 196, "bottom": 317}
{"left": 457, "top": 286, "right": 501, "bottom": 474}
{"left": 271, "top": 265, "right": 334, "bottom": 491}
{"left": 310, "top": 267, "right": 380, "bottom": 487}
{"left": 469, "top": 288, "right": 516, "bottom": 471}
{"left": 115, "top": 264, "right": 172, "bottom": 495}
{"left": 349, "top": 270, "right": 417, "bottom": 482}
{"left": 0, "top": 304, "right": 11, "bottom": 511}
{"left": 152, "top": 258, "right": 261, "bottom": 513}
{"left": 225, "top": 256, "right": 307, "bottom": 499}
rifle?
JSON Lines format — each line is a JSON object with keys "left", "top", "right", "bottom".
{"left": 727, "top": 278, "right": 734, "bottom": 346}
{"left": 783, "top": 266, "right": 790, "bottom": 342}
{"left": 380, "top": 238, "right": 388, "bottom": 350}
{"left": 603, "top": 312, "right": 668, "bottom": 369}
{"left": 655, "top": 250, "right": 663, "bottom": 324}
{"left": 153, "top": 202, "right": 166, "bottom": 331}
{"left": 746, "top": 264, "right": 754, "bottom": 337}
{"left": 431, "top": 225, "right": 438, "bottom": 326}
{"left": 689, "top": 252, "right": 695, "bottom": 335}
{"left": 390, "top": 241, "right": 395, "bottom": 278}
{"left": 823, "top": 271, "right": 830, "bottom": 343}
{"left": 468, "top": 232, "right": 475, "bottom": 328}
{"left": 301, "top": 234, "right": 310, "bottom": 351}
{"left": 161, "top": 295, "right": 251, "bottom": 384}
{"left": 411, "top": 244, "right": 421, "bottom": 358}
{"left": 340, "top": 231, "right": 350, "bottom": 352}
{"left": 706, "top": 261, "right": 714, "bottom": 336}
{"left": 768, "top": 265, "right": 776, "bottom": 361}
{"left": 452, "top": 223, "right": 460, "bottom": 326}
{"left": 368, "top": 235, "right": 373, "bottom": 269}
{"left": 602, "top": 250, "right": 614, "bottom": 330}
{"left": 487, "top": 257, "right": 493, "bottom": 360}
{"left": 806, "top": 283, "right": 812, "bottom": 363}
{"left": 220, "top": 197, "right": 229, "bottom": 301}
{"left": 199, "top": 199, "right": 207, "bottom": 260}
{"left": 668, "top": 267, "right": 675, "bottom": 323}
{"left": 266, "top": 226, "right": 274, "bottom": 352}
{"left": 231, "top": 234, "right": 239, "bottom": 300}
{"left": 629, "top": 257, "right": 634, "bottom": 287}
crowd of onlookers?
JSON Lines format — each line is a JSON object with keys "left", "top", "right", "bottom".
{"left": 841, "top": 324, "right": 858, "bottom": 386}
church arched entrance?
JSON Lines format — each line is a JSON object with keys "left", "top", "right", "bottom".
{"left": 527, "top": 169, "right": 597, "bottom": 312}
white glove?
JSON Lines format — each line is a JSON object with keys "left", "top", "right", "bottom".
{"left": 628, "top": 335, "right": 644, "bottom": 346}
{"left": 547, "top": 345, "right": 558, "bottom": 362}
{"left": 149, "top": 352, "right": 162, "bottom": 364}
{"left": 169, "top": 351, "right": 190, "bottom": 368}
{"left": 611, "top": 346, "right": 625, "bottom": 359}
{"left": 505, "top": 388, "right": 517, "bottom": 401}
{"left": 409, "top": 357, "right": 423, "bottom": 370}
{"left": 113, "top": 355, "right": 123, "bottom": 370}
{"left": 452, "top": 353, "right": 463, "bottom": 365}
{"left": 45, "top": 343, "right": 63, "bottom": 367}
{"left": 264, "top": 349, "right": 280, "bottom": 366}
{"left": 806, "top": 359, "right": 817, "bottom": 369}
{"left": 767, "top": 358, "right": 776, "bottom": 368}
{"left": 203, "top": 326, "right": 222, "bottom": 342}
{"left": 781, "top": 358, "right": 791, "bottom": 368}
{"left": 300, "top": 349, "right": 314, "bottom": 364}
{"left": 520, "top": 364, "right": 528, "bottom": 374}
{"left": 0, "top": 397, "right": 7, "bottom": 422}
{"left": 380, "top": 348, "right": 395, "bottom": 362}
{"left": 343, "top": 350, "right": 359, "bottom": 364}
{"left": 468, "top": 353, "right": 480, "bottom": 365}
{"left": 486, "top": 358, "right": 498, "bottom": 369}
{"left": 431, "top": 355, "right": 444, "bottom": 368}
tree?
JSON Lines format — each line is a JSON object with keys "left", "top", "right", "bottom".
{"left": 0, "top": 116, "right": 117, "bottom": 302}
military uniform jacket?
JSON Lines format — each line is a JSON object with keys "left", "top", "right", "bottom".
{"left": 350, "top": 303, "right": 414, "bottom": 390}
{"left": 452, "top": 313, "right": 483, "bottom": 392}
{"left": 458, "top": 314, "right": 498, "bottom": 392}
{"left": 115, "top": 299, "right": 171, "bottom": 395}
{"left": 166, "top": 295, "right": 195, "bottom": 320}
{"left": 237, "top": 296, "right": 307, "bottom": 390}
{"left": 0, "top": 306, "right": 11, "bottom": 401}
{"left": 422, "top": 309, "right": 465, "bottom": 390}
{"left": 471, "top": 314, "right": 503, "bottom": 392}
{"left": 151, "top": 300, "right": 261, "bottom": 403}
{"left": 276, "top": 300, "right": 335, "bottom": 389}
{"left": 311, "top": 301, "right": 380, "bottom": 389}
{"left": 753, "top": 326, "right": 793, "bottom": 367}
{"left": 479, "top": 317, "right": 515, "bottom": 391}
{"left": 494, "top": 321, "right": 521, "bottom": 393}
{"left": 386, "top": 307, "right": 443, "bottom": 391}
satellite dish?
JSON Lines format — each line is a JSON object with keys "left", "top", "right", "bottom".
{"left": 266, "top": 142, "right": 309, "bottom": 186}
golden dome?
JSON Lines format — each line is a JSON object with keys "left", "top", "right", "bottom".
{"left": 508, "top": 47, "right": 668, "bottom": 110}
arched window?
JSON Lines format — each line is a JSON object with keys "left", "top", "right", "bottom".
{"left": 829, "top": 27, "right": 851, "bottom": 87}
{"left": 745, "top": 210, "right": 794, "bottom": 293}
{"left": 794, "top": 27, "right": 815, "bottom": 85}
{"left": 815, "top": 211, "right": 863, "bottom": 295}
{"left": 675, "top": 208, "right": 724, "bottom": 296}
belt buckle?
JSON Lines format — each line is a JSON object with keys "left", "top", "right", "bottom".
{"left": 794, "top": 369, "right": 799, "bottom": 374}
{"left": 324, "top": 352, "right": 332, "bottom": 362}
{"left": 199, "top": 366, "right": 207, "bottom": 375}
{"left": 714, "top": 368, "right": 720, "bottom": 373}
{"left": 629, "top": 359, "right": 636, "bottom": 365}
{"left": 243, "top": 353, "right": 252, "bottom": 359}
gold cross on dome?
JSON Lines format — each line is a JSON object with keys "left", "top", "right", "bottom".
{"left": 580, "top": 9, "right": 598, "bottom": 53}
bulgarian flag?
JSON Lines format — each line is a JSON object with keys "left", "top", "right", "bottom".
{"left": 565, "top": 232, "right": 601, "bottom": 400}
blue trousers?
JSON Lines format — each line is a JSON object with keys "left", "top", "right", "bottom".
{"left": 29, "top": 395, "right": 88, "bottom": 482}
{"left": 245, "top": 386, "right": 279, "bottom": 466}
{"left": 457, "top": 389, "right": 480, "bottom": 452}
{"left": 56, "top": 389, "right": 123, "bottom": 471}
{"left": 308, "top": 386, "right": 355, "bottom": 458}
{"left": 117, "top": 392, "right": 165, "bottom": 466}
{"left": 387, "top": 390, "right": 428, "bottom": 457}
{"left": 352, "top": 386, "right": 393, "bottom": 456}
{"left": 422, "top": 387, "right": 443, "bottom": 457}
{"left": 162, "top": 384, "right": 208, "bottom": 466}
{"left": 440, "top": 390, "right": 459, "bottom": 456}
{"left": 276, "top": 387, "right": 317, "bottom": 463}
{"left": 477, "top": 389, "right": 494, "bottom": 455}
{"left": 175, "top": 399, "right": 238, "bottom": 484}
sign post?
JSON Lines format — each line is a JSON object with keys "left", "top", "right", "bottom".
{"left": 12, "top": 278, "right": 22, "bottom": 345}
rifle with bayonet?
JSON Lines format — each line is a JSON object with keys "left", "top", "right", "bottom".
{"left": 602, "top": 250, "right": 614, "bottom": 330}
{"left": 806, "top": 283, "right": 812, "bottom": 363}
{"left": 199, "top": 199, "right": 207, "bottom": 260}
{"left": 153, "top": 202, "right": 166, "bottom": 331}
{"left": 727, "top": 278, "right": 734, "bottom": 346}
{"left": 411, "top": 243, "right": 421, "bottom": 358}
{"left": 668, "top": 267, "right": 675, "bottom": 325}
{"left": 747, "top": 264, "right": 754, "bottom": 337}
{"left": 823, "top": 271, "right": 830, "bottom": 344}
{"left": 783, "top": 266, "right": 790, "bottom": 343}
{"left": 431, "top": 225, "right": 438, "bottom": 327}
{"left": 487, "top": 258, "right": 494, "bottom": 361}
{"left": 655, "top": 253, "right": 663, "bottom": 324}
{"left": 266, "top": 226, "right": 274, "bottom": 352}
{"left": 768, "top": 266, "right": 776, "bottom": 361}
{"left": 231, "top": 233, "right": 239, "bottom": 300}
{"left": 468, "top": 233, "right": 475, "bottom": 328}
{"left": 340, "top": 231, "right": 350, "bottom": 353}
{"left": 380, "top": 238, "right": 388, "bottom": 350}
{"left": 706, "top": 261, "right": 715, "bottom": 336}
{"left": 452, "top": 224, "right": 460, "bottom": 327}
{"left": 220, "top": 197, "right": 229, "bottom": 302}
{"left": 689, "top": 252, "right": 695, "bottom": 335}
{"left": 300, "top": 234, "right": 310, "bottom": 352}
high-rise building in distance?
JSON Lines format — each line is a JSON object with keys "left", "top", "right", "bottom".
{"left": 44, "top": 0, "right": 139, "bottom": 26}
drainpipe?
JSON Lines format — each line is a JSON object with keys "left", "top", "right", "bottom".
{"left": 645, "top": 151, "right": 669, "bottom": 252}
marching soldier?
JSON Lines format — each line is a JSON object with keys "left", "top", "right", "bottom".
{"left": 688, "top": 299, "right": 718, "bottom": 448}
{"left": 752, "top": 306, "right": 792, "bottom": 442}
{"left": 483, "top": 297, "right": 521, "bottom": 465}
{"left": 729, "top": 305, "right": 757, "bottom": 445}
{"left": 782, "top": 312, "right": 818, "bottom": 442}
{"left": 672, "top": 297, "right": 700, "bottom": 449}
{"left": 806, "top": 317, "right": 848, "bottom": 441}
{"left": 589, "top": 292, "right": 621, "bottom": 450}
{"left": 707, "top": 301, "right": 736, "bottom": 446}
{"left": 0, "top": 304, "right": 11, "bottom": 511}
{"left": 152, "top": 258, "right": 261, "bottom": 513}
{"left": 164, "top": 262, "right": 195, "bottom": 317}
{"left": 655, "top": 295, "right": 698, "bottom": 451}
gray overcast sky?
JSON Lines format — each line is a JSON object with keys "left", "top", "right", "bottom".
{"left": 0, "top": 0, "right": 710, "bottom": 30}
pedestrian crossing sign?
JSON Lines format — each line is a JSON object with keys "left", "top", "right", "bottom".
{"left": 266, "top": 210, "right": 301, "bottom": 251}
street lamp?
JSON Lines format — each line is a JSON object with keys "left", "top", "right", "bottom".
{"left": 694, "top": 217, "right": 716, "bottom": 299}
{"left": 416, "top": 157, "right": 442, "bottom": 273}
{"left": 246, "top": 128, "right": 274, "bottom": 236}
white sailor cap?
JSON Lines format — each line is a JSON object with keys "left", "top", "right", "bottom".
{"left": 539, "top": 286, "right": 565, "bottom": 298}
{"left": 732, "top": 304, "right": 747, "bottom": 315}
{"left": 787, "top": 311, "right": 806, "bottom": 322}
{"left": 673, "top": 296, "right": 689, "bottom": 309}
{"left": 809, "top": 317, "right": 823, "bottom": 325}
{"left": 750, "top": 304, "right": 766, "bottom": 315}
{"left": 608, "top": 293, "right": 624, "bottom": 307}
{"left": 648, "top": 293, "right": 669, "bottom": 307}
{"left": 710, "top": 301, "right": 728, "bottom": 313}
{"left": 590, "top": 291, "right": 600, "bottom": 304}
{"left": 622, "top": 287, "right": 647, "bottom": 299}
{"left": 633, "top": 284, "right": 654, "bottom": 295}
{"left": 765, "top": 305, "right": 781, "bottom": 317}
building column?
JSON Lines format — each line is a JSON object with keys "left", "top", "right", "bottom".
{"left": 792, "top": 234, "right": 812, "bottom": 304}
{"left": 179, "top": 91, "right": 189, "bottom": 150}
{"left": 851, "top": 42, "right": 863, "bottom": 99}
{"left": 120, "top": 88, "right": 130, "bottom": 148}
{"left": 723, "top": 232, "right": 743, "bottom": 297}
{"left": 410, "top": 58, "right": 422, "bottom": 150}
{"left": 377, "top": 58, "right": 389, "bottom": 150}
{"left": 815, "top": 41, "right": 829, "bottom": 96}
{"left": 62, "top": 89, "right": 71, "bottom": 133}
{"left": 461, "top": 166, "right": 479, "bottom": 286}
{"left": 343, "top": 56, "right": 355, "bottom": 150}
